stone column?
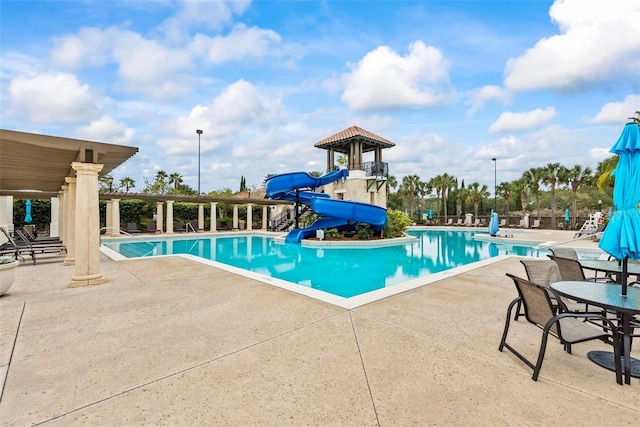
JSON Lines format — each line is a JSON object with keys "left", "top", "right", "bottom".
{"left": 50, "top": 196, "right": 60, "bottom": 237}
{"left": 262, "top": 205, "right": 268, "bottom": 230}
{"left": 246, "top": 203, "right": 253, "bottom": 231}
{"left": 198, "top": 203, "right": 204, "bottom": 232}
{"left": 166, "top": 201, "right": 174, "bottom": 233}
{"left": 0, "top": 196, "right": 14, "bottom": 240}
{"left": 64, "top": 177, "right": 77, "bottom": 266}
{"left": 70, "top": 162, "right": 105, "bottom": 287}
{"left": 59, "top": 187, "right": 67, "bottom": 244}
{"left": 156, "top": 202, "right": 164, "bottom": 233}
{"left": 105, "top": 200, "right": 113, "bottom": 235}
{"left": 111, "top": 199, "right": 121, "bottom": 236}
{"left": 233, "top": 205, "right": 239, "bottom": 230}
{"left": 210, "top": 202, "right": 217, "bottom": 232}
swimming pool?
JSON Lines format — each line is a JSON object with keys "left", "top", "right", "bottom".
{"left": 102, "top": 229, "right": 546, "bottom": 299}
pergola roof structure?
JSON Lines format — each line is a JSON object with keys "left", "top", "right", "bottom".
{"left": 0, "top": 129, "right": 139, "bottom": 194}
{"left": 314, "top": 126, "right": 396, "bottom": 154}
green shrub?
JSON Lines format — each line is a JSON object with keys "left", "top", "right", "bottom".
{"left": 384, "top": 210, "right": 412, "bottom": 238}
{"left": 324, "top": 228, "right": 340, "bottom": 238}
{"left": 355, "top": 223, "right": 374, "bottom": 239}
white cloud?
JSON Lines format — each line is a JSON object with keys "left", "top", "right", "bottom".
{"left": 74, "top": 115, "right": 135, "bottom": 145}
{"left": 50, "top": 27, "right": 114, "bottom": 69}
{"left": 112, "top": 31, "right": 193, "bottom": 97}
{"left": 191, "top": 24, "right": 282, "bottom": 64}
{"left": 8, "top": 72, "right": 100, "bottom": 123}
{"left": 489, "top": 107, "right": 556, "bottom": 133}
{"left": 341, "top": 41, "right": 453, "bottom": 110}
{"left": 159, "top": 80, "right": 283, "bottom": 155}
{"left": 158, "top": 0, "right": 251, "bottom": 42}
{"left": 466, "top": 85, "right": 512, "bottom": 115}
{"left": 591, "top": 94, "right": 640, "bottom": 124}
{"left": 504, "top": 0, "right": 640, "bottom": 92}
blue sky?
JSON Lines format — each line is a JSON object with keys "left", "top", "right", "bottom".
{"left": 1, "top": 0, "right": 639, "bottom": 194}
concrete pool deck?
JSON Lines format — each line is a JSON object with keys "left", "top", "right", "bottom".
{"left": 1, "top": 229, "right": 638, "bottom": 425}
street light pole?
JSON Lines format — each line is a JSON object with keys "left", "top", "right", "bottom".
{"left": 491, "top": 158, "right": 497, "bottom": 213}
{"left": 196, "top": 129, "right": 203, "bottom": 195}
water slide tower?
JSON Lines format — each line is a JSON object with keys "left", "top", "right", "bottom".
{"left": 314, "top": 126, "right": 394, "bottom": 208}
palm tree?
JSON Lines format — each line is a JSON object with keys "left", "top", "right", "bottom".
{"left": 429, "top": 176, "right": 444, "bottom": 217}
{"left": 169, "top": 173, "right": 183, "bottom": 189}
{"left": 565, "top": 165, "right": 593, "bottom": 229}
{"left": 466, "top": 182, "right": 489, "bottom": 219}
{"left": 511, "top": 178, "right": 528, "bottom": 214}
{"left": 119, "top": 177, "right": 135, "bottom": 193}
{"left": 496, "top": 182, "right": 512, "bottom": 225}
{"left": 522, "top": 168, "right": 543, "bottom": 222}
{"left": 439, "top": 173, "right": 456, "bottom": 223}
{"left": 628, "top": 110, "right": 640, "bottom": 124}
{"left": 401, "top": 174, "right": 421, "bottom": 215}
{"left": 595, "top": 156, "right": 618, "bottom": 193}
{"left": 416, "top": 180, "right": 432, "bottom": 221}
{"left": 386, "top": 175, "right": 397, "bottom": 193}
{"left": 541, "top": 163, "right": 567, "bottom": 229}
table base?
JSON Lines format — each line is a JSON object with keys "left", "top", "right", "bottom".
{"left": 588, "top": 351, "right": 640, "bottom": 378}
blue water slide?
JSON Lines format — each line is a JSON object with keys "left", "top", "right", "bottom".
{"left": 265, "top": 169, "right": 387, "bottom": 243}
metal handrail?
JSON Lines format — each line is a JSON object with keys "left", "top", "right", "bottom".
{"left": 528, "top": 232, "right": 604, "bottom": 257}
{"left": 99, "top": 227, "right": 156, "bottom": 248}
{"left": 186, "top": 222, "right": 197, "bottom": 233}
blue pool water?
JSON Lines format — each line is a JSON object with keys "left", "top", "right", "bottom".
{"left": 103, "top": 229, "right": 548, "bottom": 298}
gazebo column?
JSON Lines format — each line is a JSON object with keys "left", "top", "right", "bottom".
{"left": 70, "top": 162, "right": 105, "bottom": 287}
{"left": 210, "top": 203, "right": 217, "bottom": 232}
{"left": 0, "top": 196, "right": 14, "bottom": 239}
{"left": 59, "top": 186, "right": 68, "bottom": 244}
{"left": 156, "top": 202, "right": 164, "bottom": 233}
{"left": 262, "top": 205, "right": 268, "bottom": 230}
{"left": 105, "top": 200, "right": 113, "bottom": 235}
{"left": 110, "top": 199, "right": 121, "bottom": 236}
{"left": 49, "top": 196, "right": 59, "bottom": 237}
{"left": 166, "top": 201, "right": 174, "bottom": 233}
{"left": 246, "top": 203, "right": 253, "bottom": 231}
{"left": 63, "top": 177, "right": 77, "bottom": 266}
{"left": 198, "top": 203, "right": 204, "bottom": 232}
{"left": 233, "top": 205, "right": 239, "bottom": 230}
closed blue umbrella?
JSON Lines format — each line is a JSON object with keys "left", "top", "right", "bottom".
{"left": 24, "top": 199, "right": 32, "bottom": 223}
{"left": 488, "top": 211, "right": 499, "bottom": 236}
{"left": 428, "top": 209, "right": 433, "bottom": 220}
{"left": 598, "top": 122, "right": 640, "bottom": 295}
{"left": 564, "top": 208, "right": 569, "bottom": 222}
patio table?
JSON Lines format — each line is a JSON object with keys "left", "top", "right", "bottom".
{"left": 550, "top": 281, "right": 640, "bottom": 385}
{"left": 579, "top": 260, "right": 640, "bottom": 283}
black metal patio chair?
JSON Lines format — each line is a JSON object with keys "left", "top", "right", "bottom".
{"left": 499, "top": 273, "right": 622, "bottom": 384}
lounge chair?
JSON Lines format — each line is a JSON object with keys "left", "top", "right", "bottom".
{"left": 499, "top": 274, "right": 622, "bottom": 384}
{"left": 126, "top": 222, "right": 143, "bottom": 233}
{"left": 20, "top": 226, "right": 63, "bottom": 244}
{"left": 4, "top": 228, "right": 66, "bottom": 264}
{"left": 499, "top": 219, "right": 507, "bottom": 227}
{"left": 531, "top": 219, "right": 541, "bottom": 229}
{"left": 145, "top": 223, "right": 159, "bottom": 233}
{"left": 444, "top": 218, "right": 453, "bottom": 226}
{"left": 174, "top": 222, "right": 187, "bottom": 232}
{"left": 454, "top": 218, "right": 464, "bottom": 226}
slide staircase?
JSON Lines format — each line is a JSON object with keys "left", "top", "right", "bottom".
{"left": 265, "top": 169, "right": 387, "bottom": 243}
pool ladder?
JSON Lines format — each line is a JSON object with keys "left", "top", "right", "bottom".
{"left": 99, "top": 227, "right": 158, "bottom": 257}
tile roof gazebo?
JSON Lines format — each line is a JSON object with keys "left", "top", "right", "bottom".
{"left": 314, "top": 126, "right": 395, "bottom": 208}
{"left": 314, "top": 126, "right": 395, "bottom": 173}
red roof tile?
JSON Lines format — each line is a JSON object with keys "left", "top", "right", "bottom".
{"left": 314, "top": 126, "right": 395, "bottom": 149}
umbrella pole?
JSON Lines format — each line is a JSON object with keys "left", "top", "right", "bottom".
{"left": 622, "top": 257, "right": 628, "bottom": 296}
